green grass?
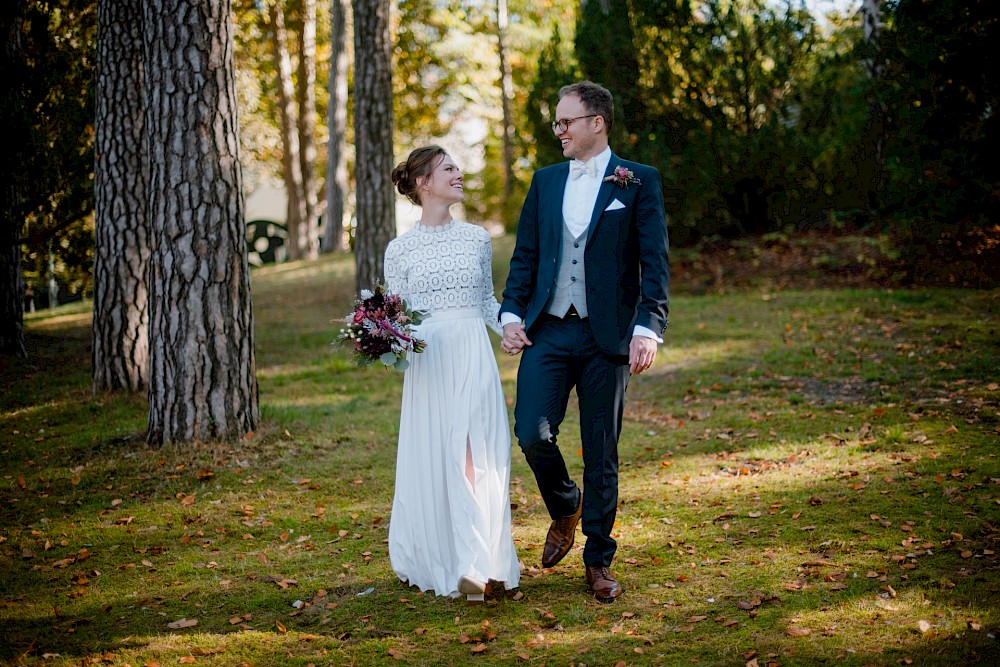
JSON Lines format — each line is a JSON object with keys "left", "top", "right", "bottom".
{"left": 2, "top": 236, "right": 999, "bottom": 666}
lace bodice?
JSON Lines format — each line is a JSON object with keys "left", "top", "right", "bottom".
{"left": 384, "top": 220, "right": 502, "bottom": 334}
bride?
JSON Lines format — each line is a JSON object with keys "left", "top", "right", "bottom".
{"left": 383, "top": 145, "right": 521, "bottom": 601}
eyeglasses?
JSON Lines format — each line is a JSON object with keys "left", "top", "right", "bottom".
{"left": 551, "top": 114, "right": 598, "bottom": 134}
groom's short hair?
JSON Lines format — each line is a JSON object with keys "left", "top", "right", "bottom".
{"left": 559, "top": 81, "right": 614, "bottom": 135}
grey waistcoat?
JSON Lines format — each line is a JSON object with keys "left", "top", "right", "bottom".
{"left": 546, "top": 223, "right": 589, "bottom": 318}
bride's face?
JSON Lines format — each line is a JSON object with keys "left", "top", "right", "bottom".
{"left": 419, "top": 155, "right": 464, "bottom": 205}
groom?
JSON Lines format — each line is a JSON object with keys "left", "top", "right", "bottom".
{"left": 499, "top": 81, "right": 669, "bottom": 602}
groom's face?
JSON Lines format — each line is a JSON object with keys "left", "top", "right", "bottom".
{"left": 554, "top": 94, "right": 603, "bottom": 162}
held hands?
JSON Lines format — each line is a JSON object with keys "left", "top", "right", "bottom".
{"left": 501, "top": 322, "right": 532, "bottom": 356}
{"left": 629, "top": 336, "right": 658, "bottom": 375}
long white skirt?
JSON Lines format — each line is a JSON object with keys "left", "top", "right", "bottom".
{"left": 388, "top": 308, "right": 521, "bottom": 597}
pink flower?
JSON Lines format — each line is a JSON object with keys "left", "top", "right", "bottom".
{"left": 603, "top": 165, "right": 641, "bottom": 188}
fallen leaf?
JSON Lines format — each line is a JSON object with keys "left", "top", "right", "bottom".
{"left": 917, "top": 620, "right": 932, "bottom": 633}
{"left": 167, "top": 618, "right": 198, "bottom": 629}
{"left": 471, "top": 643, "right": 487, "bottom": 654}
{"left": 179, "top": 658, "right": 196, "bottom": 665}
{"left": 387, "top": 649, "right": 405, "bottom": 660}
{"left": 275, "top": 620, "right": 287, "bottom": 634}
{"left": 786, "top": 627, "right": 811, "bottom": 637}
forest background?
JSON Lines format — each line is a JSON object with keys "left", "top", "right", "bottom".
{"left": 8, "top": 0, "right": 999, "bottom": 314}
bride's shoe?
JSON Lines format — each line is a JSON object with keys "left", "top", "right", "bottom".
{"left": 458, "top": 576, "right": 486, "bottom": 603}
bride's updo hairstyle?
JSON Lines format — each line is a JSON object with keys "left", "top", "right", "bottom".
{"left": 391, "top": 145, "right": 447, "bottom": 206}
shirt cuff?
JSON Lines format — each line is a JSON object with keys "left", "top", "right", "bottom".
{"left": 632, "top": 325, "right": 662, "bottom": 344}
{"left": 500, "top": 312, "right": 523, "bottom": 328}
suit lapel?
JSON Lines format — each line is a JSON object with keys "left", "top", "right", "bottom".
{"left": 586, "top": 153, "right": 620, "bottom": 248}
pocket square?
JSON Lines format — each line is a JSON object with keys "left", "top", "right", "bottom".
{"left": 605, "top": 198, "right": 626, "bottom": 212}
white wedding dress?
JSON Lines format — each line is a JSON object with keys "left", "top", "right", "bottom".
{"left": 383, "top": 220, "right": 521, "bottom": 597}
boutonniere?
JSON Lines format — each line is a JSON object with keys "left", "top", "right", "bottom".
{"left": 603, "top": 165, "right": 641, "bottom": 189}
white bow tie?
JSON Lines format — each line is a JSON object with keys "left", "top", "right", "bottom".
{"left": 569, "top": 159, "right": 598, "bottom": 180}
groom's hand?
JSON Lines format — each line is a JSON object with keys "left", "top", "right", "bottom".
{"left": 629, "top": 336, "right": 658, "bottom": 375}
{"left": 501, "top": 323, "right": 532, "bottom": 356}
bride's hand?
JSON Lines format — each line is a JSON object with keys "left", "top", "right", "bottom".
{"left": 501, "top": 323, "right": 531, "bottom": 356}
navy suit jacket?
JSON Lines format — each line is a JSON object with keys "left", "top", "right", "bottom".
{"left": 500, "top": 153, "right": 670, "bottom": 356}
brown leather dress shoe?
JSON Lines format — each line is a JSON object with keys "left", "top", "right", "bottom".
{"left": 541, "top": 494, "right": 583, "bottom": 568}
{"left": 586, "top": 566, "right": 623, "bottom": 602}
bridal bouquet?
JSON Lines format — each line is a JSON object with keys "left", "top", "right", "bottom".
{"left": 335, "top": 283, "right": 426, "bottom": 371}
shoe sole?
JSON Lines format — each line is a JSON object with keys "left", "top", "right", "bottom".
{"left": 593, "top": 591, "right": 622, "bottom": 603}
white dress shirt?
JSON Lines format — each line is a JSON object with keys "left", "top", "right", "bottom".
{"left": 563, "top": 147, "right": 612, "bottom": 238}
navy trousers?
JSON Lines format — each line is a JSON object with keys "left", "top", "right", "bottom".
{"left": 514, "top": 314, "right": 631, "bottom": 567}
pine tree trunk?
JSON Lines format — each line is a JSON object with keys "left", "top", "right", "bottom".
{"left": 352, "top": 0, "right": 395, "bottom": 293}
{"left": 267, "top": 0, "right": 307, "bottom": 260}
{"left": 144, "top": 0, "right": 259, "bottom": 445}
{"left": 296, "top": 0, "right": 319, "bottom": 259}
{"left": 0, "top": 0, "right": 28, "bottom": 357}
{"left": 322, "top": 0, "right": 350, "bottom": 253}
{"left": 92, "top": 0, "right": 149, "bottom": 391}
{"left": 0, "top": 205, "right": 25, "bottom": 357}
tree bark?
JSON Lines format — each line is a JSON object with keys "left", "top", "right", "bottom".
{"left": 0, "top": 0, "right": 28, "bottom": 357}
{"left": 860, "top": 0, "right": 886, "bottom": 206}
{"left": 352, "top": 0, "right": 395, "bottom": 293}
{"left": 296, "top": 0, "right": 320, "bottom": 259}
{"left": 144, "top": 0, "right": 259, "bottom": 445}
{"left": 496, "top": 0, "right": 515, "bottom": 201}
{"left": 92, "top": 0, "right": 149, "bottom": 391}
{"left": 322, "top": 0, "right": 350, "bottom": 253}
{"left": 267, "top": 0, "right": 307, "bottom": 260}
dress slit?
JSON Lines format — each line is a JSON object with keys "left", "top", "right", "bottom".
{"left": 387, "top": 309, "right": 520, "bottom": 597}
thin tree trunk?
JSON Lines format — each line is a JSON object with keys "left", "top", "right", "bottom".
{"left": 323, "top": 0, "right": 350, "bottom": 253}
{"left": 267, "top": 0, "right": 307, "bottom": 260}
{"left": 0, "top": 0, "right": 28, "bottom": 357}
{"left": 93, "top": 0, "right": 149, "bottom": 391}
{"left": 144, "top": 0, "right": 259, "bottom": 445}
{"left": 860, "top": 0, "right": 886, "bottom": 208}
{"left": 352, "top": 0, "right": 395, "bottom": 293}
{"left": 496, "top": 0, "right": 515, "bottom": 202}
{"left": 296, "top": 0, "right": 319, "bottom": 259}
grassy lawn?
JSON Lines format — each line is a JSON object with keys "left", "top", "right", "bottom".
{"left": 2, "top": 235, "right": 999, "bottom": 666}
